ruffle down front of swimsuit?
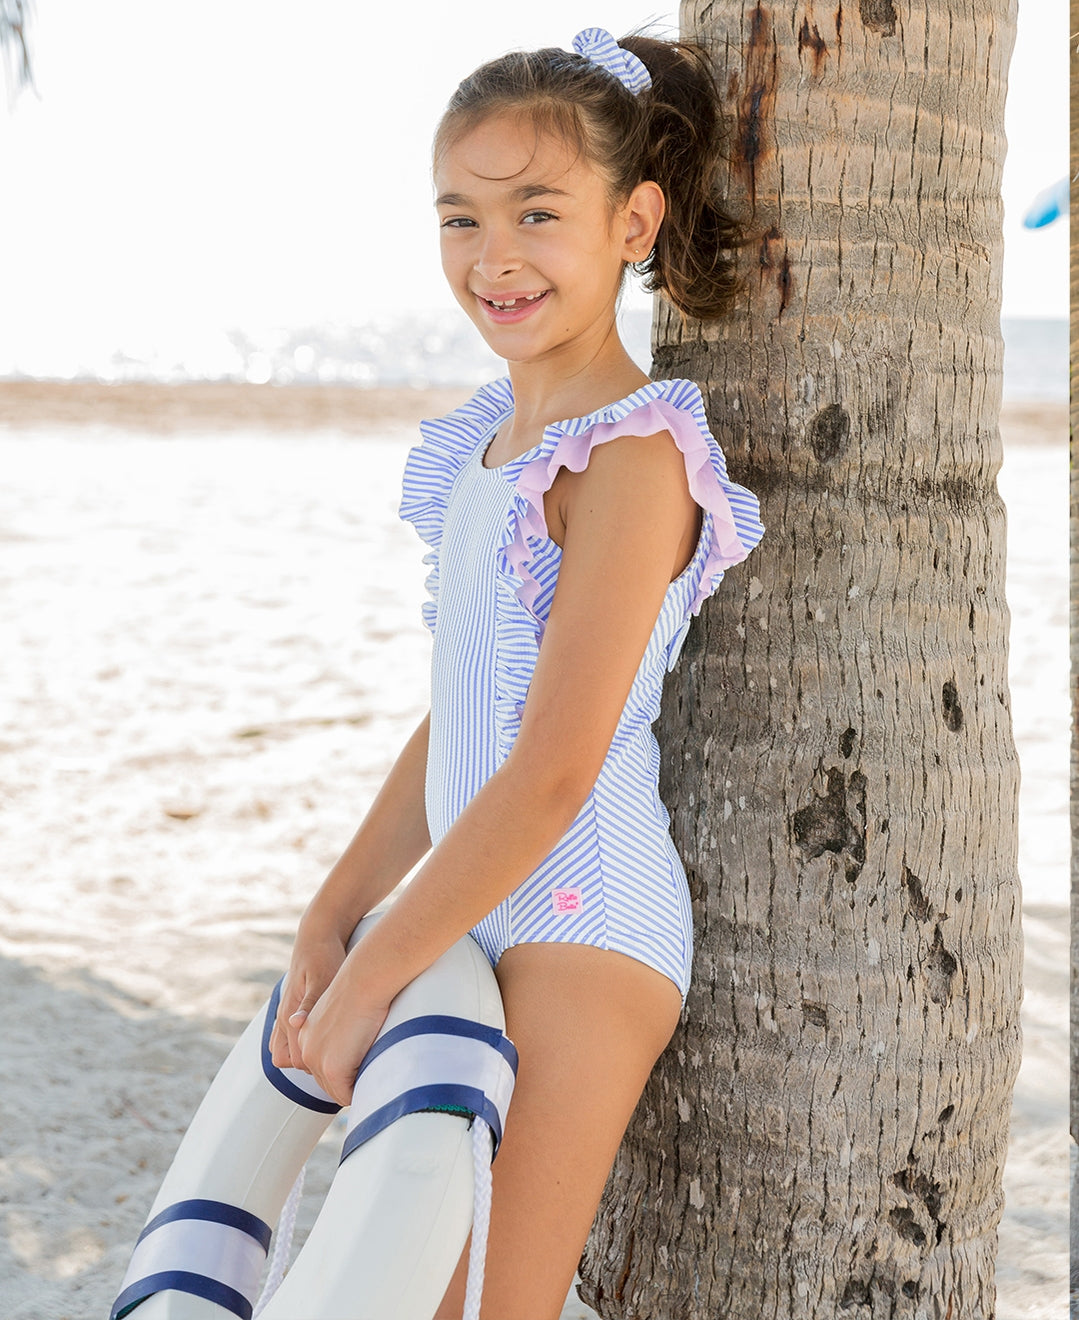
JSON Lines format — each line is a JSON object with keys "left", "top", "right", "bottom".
{"left": 399, "top": 376, "right": 765, "bottom": 1006}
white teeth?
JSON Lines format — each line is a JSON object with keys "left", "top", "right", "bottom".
{"left": 486, "top": 292, "right": 546, "bottom": 308}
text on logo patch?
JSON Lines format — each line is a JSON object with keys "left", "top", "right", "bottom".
{"left": 551, "top": 888, "right": 583, "bottom": 914}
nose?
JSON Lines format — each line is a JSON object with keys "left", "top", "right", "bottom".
{"left": 473, "top": 223, "right": 522, "bottom": 284}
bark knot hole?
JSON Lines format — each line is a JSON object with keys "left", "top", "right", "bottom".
{"left": 891, "top": 1162, "right": 946, "bottom": 1245}
{"left": 859, "top": 0, "right": 897, "bottom": 36}
{"left": 802, "top": 1000, "right": 828, "bottom": 1029}
{"left": 941, "top": 679, "right": 963, "bottom": 732}
{"left": 758, "top": 227, "right": 792, "bottom": 315}
{"left": 792, "top": 766, "right": 867, "bottom": 882}
{"left": 797, "top": 17, "right": 828, "bottom": 72}
{"left": 807, "top": 402, "right": 851, "bottom": 461}
{"left": 839, "top": 1274, "right": 898, "bottom": 1308}
{"left": 888, "top": 1206, "right": 926, "bottom": 1245}
{"left": 838, "top": 726, "right": 857, "bottom": 758}
{"left": 925, "top": 925, "right": 958, "bottom": 1005}
{"left": 901, "top": 864, "right": 933, "bottom": 922}
{"left": 840, "top": 1279, "right": 871, "bottom": 1308}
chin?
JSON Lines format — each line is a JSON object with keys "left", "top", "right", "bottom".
{"left": 473, "top": 327, "right": 542, "bottom": 361}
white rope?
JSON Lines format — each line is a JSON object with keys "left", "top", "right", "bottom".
{"left": 462, "top": 1118, "right": 494, "bottom": 1320}
{"left": 253, "top": 1165, "right": 305, "bottom": 1317}
{"left": 252, "top": 1111, "right": 495, "bottom": 1319}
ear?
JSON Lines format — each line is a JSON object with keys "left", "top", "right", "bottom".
{"left": 620, "top": 180, "right": 665, "bottom": 261}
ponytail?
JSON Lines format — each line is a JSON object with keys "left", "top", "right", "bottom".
{"left": 621, "top": 36, "right": 746, "bottom": 322}
{"left": 435, "top": 32, "right": 746, "bottom": 324}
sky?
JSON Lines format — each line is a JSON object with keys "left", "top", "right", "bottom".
{"left": 0, "top": 1, "right": 1067, "bottom": 377}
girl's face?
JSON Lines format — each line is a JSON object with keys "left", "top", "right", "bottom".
{"left": 434, "top": 113, "right": 661, "bottom": 367}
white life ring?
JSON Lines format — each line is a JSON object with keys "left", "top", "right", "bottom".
{"left": 110, "top": 910, "right": 517, "bottom": 1320}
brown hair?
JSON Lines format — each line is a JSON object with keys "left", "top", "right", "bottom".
{"left": 433, "top": 33, "right": 746, "bottom": 322}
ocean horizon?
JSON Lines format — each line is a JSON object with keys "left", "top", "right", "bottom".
{"left": 0, "top": 312, "right": 1066, "bottom": 405}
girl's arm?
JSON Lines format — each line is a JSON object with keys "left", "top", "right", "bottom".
{"left": 298, "top": 429, "right": 700, "bottom": 1103}
{"left": 269, "top": 710, "right": 432, "bottom": 1069}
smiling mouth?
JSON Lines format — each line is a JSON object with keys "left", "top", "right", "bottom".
{"left": 478, "top": 291, "right": 550, "bottom": 310}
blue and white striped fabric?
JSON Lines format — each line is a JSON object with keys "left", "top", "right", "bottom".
{"left": 399, "top": 378, "right": 764, "bottom": 1003}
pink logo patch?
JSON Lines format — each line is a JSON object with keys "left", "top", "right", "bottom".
{"left": 551, "top": 887, "right": 583, "bottom": 914}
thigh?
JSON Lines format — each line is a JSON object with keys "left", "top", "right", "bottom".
{"left": 434, "top": 941, "right": 683, "bottom": 1320}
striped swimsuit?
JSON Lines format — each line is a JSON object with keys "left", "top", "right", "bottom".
{"left": 399, "top": 378, "right": 763, "bottom": 1005}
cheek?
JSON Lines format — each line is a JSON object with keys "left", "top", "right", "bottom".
{"left": 577, "top": 221, "right": 624, "bottom": 263}
{"left": 439, "top": 237, "right": 467, "bottom": 281}
{"left": 440, "top": 247, "right": 477, "bottom": 308}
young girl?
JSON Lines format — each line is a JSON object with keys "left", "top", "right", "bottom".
{"left": 267, "top": 26, "right": 764, "bottom": 1320}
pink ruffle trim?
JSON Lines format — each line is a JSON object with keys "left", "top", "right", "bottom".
{"left": 503, "top": 398, "right": 753, "bottom": 621}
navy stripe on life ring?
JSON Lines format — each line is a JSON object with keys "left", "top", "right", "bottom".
{"left": 358, "top": 1014, "right": 519, "bottom": 1077}
{"left": 339, "top": 1083, "right": 503, "bottom": 1165}
{"left": 260, "top": 977, "right": 342, "bottom": 1114}
{"left": 111, "top": 1269, "right": 254, "bottom": 1320}
{"left": 134, "top": 1198, "right": 272, "bottom": 1251}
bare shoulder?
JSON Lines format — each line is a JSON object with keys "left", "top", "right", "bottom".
{"left": 547, "top": 427, "right": 697, "bottom": 548}
{"left": 580, "top": 426, "right": 687, "bottom": 478}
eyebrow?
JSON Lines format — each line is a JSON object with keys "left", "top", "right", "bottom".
{"left": 434, "top": 183, "right": 572, "bottom": 207}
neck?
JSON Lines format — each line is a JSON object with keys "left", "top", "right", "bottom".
{"left": 500, "top": 318, "right": 650, "bottom": 443}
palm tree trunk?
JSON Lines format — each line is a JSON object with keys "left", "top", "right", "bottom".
{"left": 579, "top": 3, "right": 1023, "bottom": 1316}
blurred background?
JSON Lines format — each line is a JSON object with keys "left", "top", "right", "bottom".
{"left": 0, "top": 0, "right": 1067, "bottom": 391}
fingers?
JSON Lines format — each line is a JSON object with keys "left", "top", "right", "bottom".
{"left": 266, "top": 931, "right": 350, "bottom": 1075}
{"left": 269, "top": 981, "right": 314, "bottom": 1072}
{"left": 265, "top": 943, "right": 377, "bottom": 1105}
{"left": 284, "top": 992, "right": 319, "bottom": 1070}
{"left": 305, "top": 1049, "right": 356, "bottom": 1108}
{"left": 269, "top": 1016, "right": 298, "bottom": 1072}
{"left": 289, "top": 1013, "right": 355, "bottom": 1105}
{"left": 298, "top": 1001, "right": 389, "bottom": 1108}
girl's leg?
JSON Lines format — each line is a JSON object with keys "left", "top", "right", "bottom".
{"left": 434, "top": 941, "right": 683, "bottom": 1320}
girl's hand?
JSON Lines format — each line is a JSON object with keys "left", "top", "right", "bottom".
{"left": 268, "top": 922, "right": 350, "bottom": 1073}
{"left": 295, "top": 956, "right": 393, "bottom": 1107}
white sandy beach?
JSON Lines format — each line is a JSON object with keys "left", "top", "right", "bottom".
{"left": 0, "top": 386, "right": 1067, "bottom": 1319}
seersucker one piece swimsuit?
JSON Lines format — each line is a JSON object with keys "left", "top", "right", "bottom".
{"left": 398, "top": 376, "right": 764, "bottom": 1006}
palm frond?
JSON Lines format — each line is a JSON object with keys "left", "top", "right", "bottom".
{"left": 1, "top": 0, "right": 34, "bottom": 96}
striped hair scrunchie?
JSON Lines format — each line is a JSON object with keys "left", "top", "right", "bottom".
{"left": 570, "top": 27, "right": 652, "bottom": 94}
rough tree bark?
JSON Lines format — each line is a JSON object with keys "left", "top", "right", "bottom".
{"left": 579, "top": 3, "right": 1023, "bottom": 1317}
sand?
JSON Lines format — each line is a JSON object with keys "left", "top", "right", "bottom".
{"left": 0, "top": 384, "right": 1067, "bottom": 1319}
{"left": 0, "top": 381, "right": 475, "bottom": 435}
